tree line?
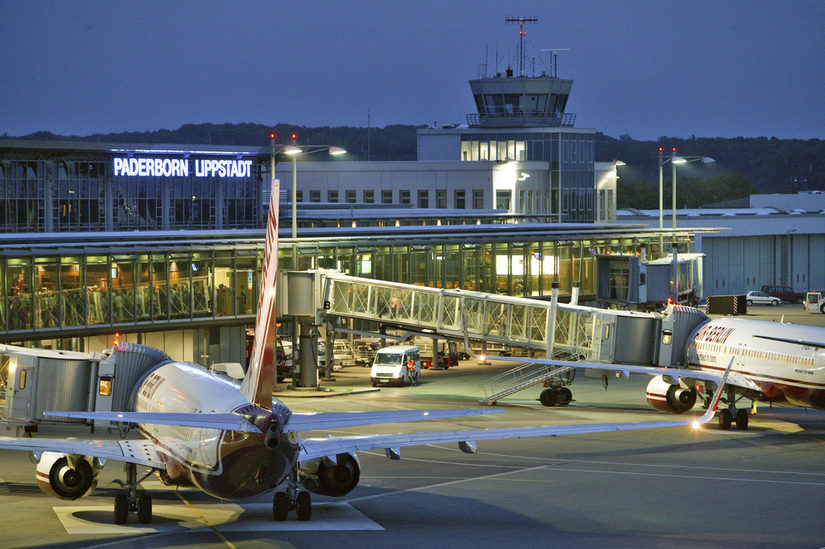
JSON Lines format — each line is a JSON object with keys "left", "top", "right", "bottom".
{"left": 7, "top": 123, "right": 823, "bottom": 207}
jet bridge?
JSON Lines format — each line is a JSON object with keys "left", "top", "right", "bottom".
{"left": 282, "top": 271, "right": 710, "bottom": 402}
{"left": 0, "top": 342, "right": 170, "bottom": 435}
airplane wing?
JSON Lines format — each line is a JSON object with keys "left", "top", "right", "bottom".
{"left": 285, "top": 408, "right": 504, "bottom": 433}
{"left": 0, "top": 437, "right": 165, "bottom": 468}
{"left": 479, "top": 354, "right": 725, "bottom": 384}
{"left": 43, "top": 411, "right": 262, "bottom": 433}
{"left": 297, "top": 359, "right": 732, "bottom": 461}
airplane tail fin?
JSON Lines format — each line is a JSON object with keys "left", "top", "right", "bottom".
{"left": 240, "top": 178, "right": 280, "bottom": 410}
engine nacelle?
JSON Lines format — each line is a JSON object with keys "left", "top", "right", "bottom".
{"left": 646, "top": 375, "right": 697, "bottom": 414}
{"left": 35, "top": 452, "right": 100, "bottom": 500}
{"left": 298, "top": 452, "right": 361, "bottom": 497}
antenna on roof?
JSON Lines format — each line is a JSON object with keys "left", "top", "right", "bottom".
{"left": 505, "top": 16, "right": 538, "bottom": 77}
{"left": 541, "top": 48, "right": 570, "bottom": 78}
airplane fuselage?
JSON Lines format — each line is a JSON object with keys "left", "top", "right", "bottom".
{"left": 134, "top": 362, "right": 296, "bottom": 500}
{"left": 687, "top": 317, "right": 825, "bottom": 409}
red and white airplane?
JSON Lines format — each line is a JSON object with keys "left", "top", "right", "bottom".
{"left": 0, "top": 182, "right": 730, "bottom": 524}
{"left": 489, "top": 311, "right": 825, "bottom": 432}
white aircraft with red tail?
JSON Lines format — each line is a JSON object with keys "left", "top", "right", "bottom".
{"left": 0, "top": 182, "right": 730, "bottom": 524}
{"left": 488, "top": 313, "right": 825, "bottom": 432}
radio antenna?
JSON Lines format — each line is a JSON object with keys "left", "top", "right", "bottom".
{"left": 505, "top": 16, "right": 538, "bottom": 77}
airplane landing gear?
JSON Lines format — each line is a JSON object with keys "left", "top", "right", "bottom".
{"left": 539, "top": 386, "right": 573, "bottom": 407}
{"left": 272, "top": 467, "right": 312, "bottom": 521}
{"left": 113, "top": 463, "right": 155, "bottom": 524}
{"left": 715, "top": 386, "right": 750, "bottom": 431}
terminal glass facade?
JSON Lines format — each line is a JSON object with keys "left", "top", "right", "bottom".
{"left": 0, "top": 234, "right": 684, "bottom": 341}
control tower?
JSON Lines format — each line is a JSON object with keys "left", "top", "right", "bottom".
{"left": 467, "top": 70, "right": 575, "bottom": 129}
{"left": 467, "top": 17, "right": 575, "bottom": 129}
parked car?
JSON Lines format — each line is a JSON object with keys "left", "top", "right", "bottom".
{"left": 761, "top": 285, "right": 805, "bottom": 304}
{"left": 745, "top": 290, "right": 780, "bottom": 306}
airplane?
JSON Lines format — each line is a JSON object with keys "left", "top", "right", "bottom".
{"left": 480, "top": 311, "right": 825, "bottom": 432}
{"left": 0, "top": 180, "right": 731, "bottom": 525}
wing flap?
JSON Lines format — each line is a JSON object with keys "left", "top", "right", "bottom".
{"left": 285, "top": 408, "right": 504, "bottom": 433}
{"left": 43, "top": 411, "right": 262, "bottom": 433}
{"left": 0, "top": 437, "right": 165, "bottom": 468}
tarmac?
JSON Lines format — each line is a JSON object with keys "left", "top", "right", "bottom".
{"left": 1, "top": 302, "right": 824, "bottom": 548}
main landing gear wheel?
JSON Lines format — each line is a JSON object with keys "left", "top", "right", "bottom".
{"left": 273, "top": 489, "right": 312, "bottom": 521}
{"left": 735, "top": 409, "right": 749, "bottom": 430}
{"left": 296, "top": 491, "right": 312, "bottom": 521}
{"left": 137, "top": 492, "right": 153, "bottom": 524}
{"left": 718, "top": 409, "right": 732, "bottom": 430}
{"left": 114, "top": 493, "right": 129, "bottom": 525}
{"left": 112, "top": 463, "right": 155, "bottom": 524}
{"left": 273, "top": 491, "right": 290, "bottom": 521}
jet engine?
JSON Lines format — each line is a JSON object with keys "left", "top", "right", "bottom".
{"left": 645, "top": 375, "right": 697, "bottom": 414}
{"left": 35, "top": 452, "right": 100, "bottom": 500}
{"left": 298, "top": 452, "right": 361, "bottom": 497}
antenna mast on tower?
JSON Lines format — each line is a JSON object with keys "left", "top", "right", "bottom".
{"left": 505, "top": 16, "right": 538, "bottom": 77}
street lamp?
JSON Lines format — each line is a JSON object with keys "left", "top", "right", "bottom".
{"left": 269, "top": 140, "right": 346, "bottom": 268}
{"left": 657, "top": 147, "right": 715, "bottom": 255}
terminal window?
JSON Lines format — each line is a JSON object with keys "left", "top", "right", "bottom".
{"left": 363, "top": 190, "right": 374, "bottom": 203}
{"left": 328, "top": 190, "right": 338, "bottom": 203}
{"left": 310, "top": 190, "right": 320, "bottom": 202}
{"left": 454, "top": 190, "right": 466, "bottom": 209}
{"left": 417, "top": 190, "right": 429, "bottom": 208}
{"left": 473, "top": 189, "right": 484, "bottom": 209}
{"left": 436, "top": 190, "right": 447, "bottom": 208}
{"left": 382, "top": 190, "right": 393, "bottom": 204}
{"left": 495, "top": 190, "right": 511, "bottom": 211}
{"left": 399, "top": 190, "right": 411, "bottom": 204}
{"left": 345, "top": 190, "right": 356, "bottom": 203}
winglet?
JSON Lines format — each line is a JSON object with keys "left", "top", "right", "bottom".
{"left": 240, "top": 178, "right": 280, "bottom": 410}
{"left": 694, "top": 356, "right": 734, "bottom": 426}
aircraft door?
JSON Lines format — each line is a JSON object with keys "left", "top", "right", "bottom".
{"left": 5, "top": 355, "right": 36, "bottom": 421}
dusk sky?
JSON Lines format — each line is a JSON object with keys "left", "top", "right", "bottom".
{"left": 2, "top": 1, "right": 823, "bottom": 140}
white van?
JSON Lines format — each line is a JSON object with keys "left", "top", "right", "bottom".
{"left": 370, "top": 345, "right": 421, "bottom": 387}
{"left": 804, "top": 291, "right": 824, "bottom": 314}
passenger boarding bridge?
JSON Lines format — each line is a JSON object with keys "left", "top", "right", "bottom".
{"left": 285, "top": 271, "right": 710, "bottom": 403}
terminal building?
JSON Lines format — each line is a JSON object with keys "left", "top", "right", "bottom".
{"left": 0, "top": 32, "right": 696, "bottom": 365}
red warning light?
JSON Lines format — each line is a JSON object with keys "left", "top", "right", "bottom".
{"left": 658, "top": 146, "right": 664, "bottom": 152}
{"left": 291, "top": 132, "right": 298, "bottom": 141}
{"left": 113, "top": 332, "right": 121, "bottom": 345}
{"left": 672, "top": 147, "right": 677, "bottom": 153}
{"left": 269, "top": 132, "right": 277, "bottom": 140}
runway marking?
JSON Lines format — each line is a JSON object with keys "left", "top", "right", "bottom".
{"left": 54, "top": 502, "right": 382, "bottom": 536}
{"left": 173, "top": 488, "right": 237, "bottom": 548}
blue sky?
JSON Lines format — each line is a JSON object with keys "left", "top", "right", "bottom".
{"left": 1, "top": 0, "right": 823, "bottom": 139}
